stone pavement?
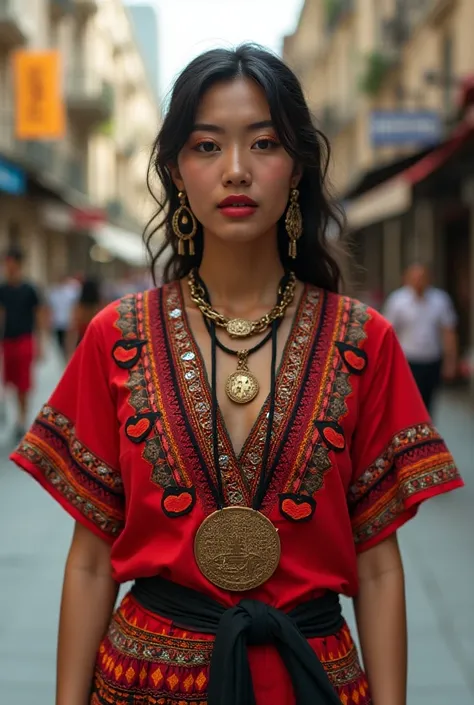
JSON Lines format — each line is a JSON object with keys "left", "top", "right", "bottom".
{"left": 0, "top": 343, "right": 472, "bottom": 705}
{"left": 343, "top": 386, "right": 474, "bottom": 704}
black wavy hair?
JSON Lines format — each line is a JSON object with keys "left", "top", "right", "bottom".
{"left": 145, "top": 44, "right": 345, "bottom": 292}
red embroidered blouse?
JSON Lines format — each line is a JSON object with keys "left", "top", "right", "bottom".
{"left": 12, "top": 284, "right": 462, "bottom": 608}
{"left": 12, "top": 283, "right": 464, "bottom": 705}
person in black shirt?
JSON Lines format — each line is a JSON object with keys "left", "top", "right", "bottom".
{"left": 0, "top": 247, "right": 42, "bottom": 441}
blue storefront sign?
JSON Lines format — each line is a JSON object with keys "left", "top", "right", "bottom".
{"left": 0, "top": 158, "right": 26, "bottom": 196}
{"left": 370, "top": 111, "right": 442, "bottom": 147}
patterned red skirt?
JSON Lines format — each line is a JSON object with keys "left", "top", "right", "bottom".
{"left": 90, "top": 592, "right": 371, "bottom": 705}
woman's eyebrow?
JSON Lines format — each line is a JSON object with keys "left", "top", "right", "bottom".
{"left": 192, "top": 123, "right": 225, "bottom": 134}
{"left": 191, "top": 120, "right": 274, "bottom": 133}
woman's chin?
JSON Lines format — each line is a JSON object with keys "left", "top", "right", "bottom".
{"left": 204, "top": 223, "right": 274, "bottom": 247}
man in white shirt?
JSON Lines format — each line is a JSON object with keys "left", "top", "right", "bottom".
{"left": 47, "top": 275, "right": 80, "bottom": 358}
{"left": 383, "top": 264, "right": 458, "bottom": 413}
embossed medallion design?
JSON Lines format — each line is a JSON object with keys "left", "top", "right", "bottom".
{"left": 194, "top": 507, "right": 281, "bottom": 591}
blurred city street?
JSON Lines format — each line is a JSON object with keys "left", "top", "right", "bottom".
{"left": 1, "top": 1, "right": 474, "bottom": 703}
{"left": 0, "top": 346, "right": 473, "bottom": 705}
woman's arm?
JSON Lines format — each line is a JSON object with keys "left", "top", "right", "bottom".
{"left": 353, "top": 533, "right": 407, "bottom": 705}
{"left": 56, "top": 522, "right": 119, "bottom": 705}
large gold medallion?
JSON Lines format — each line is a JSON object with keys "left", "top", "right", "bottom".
{"left": 226, "top": 318, "right": 253, "bottom": 338}
{"left": 194, "top": 507, "right": 281, "bottom": 591}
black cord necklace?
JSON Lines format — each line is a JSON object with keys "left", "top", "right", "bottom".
{"left": 195, "top": 271, "right": 288, "bottom": 404}
{"left": 192, "top": 273, "right": 289, "bottom": 593}
{"left": 195, "top": 272, "right": 285, "bottom": 510}
{"left": 209, "top": 319, "right": 279, "bottom": 510}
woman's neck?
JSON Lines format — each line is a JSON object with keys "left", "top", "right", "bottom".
{"left": 197, "top": 234, "right": 285, "bottom": 316}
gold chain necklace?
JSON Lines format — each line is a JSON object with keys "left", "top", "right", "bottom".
{"left": 188, "top": 269, "right": 296, "bottom": 339}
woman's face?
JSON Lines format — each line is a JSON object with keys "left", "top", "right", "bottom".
{"left": 171, "top": 77, "right": 300, "bottom": 246}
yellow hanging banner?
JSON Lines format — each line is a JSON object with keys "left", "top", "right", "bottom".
{"left": 14, "top": 50, "right": 65, "bottom": 140}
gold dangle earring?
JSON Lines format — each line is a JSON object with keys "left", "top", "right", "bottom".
{"left": 172, "top": 191, "right": 198, "bottom": 256}
{"left": 285, "top": 188, "right": 303, "bottom": 259}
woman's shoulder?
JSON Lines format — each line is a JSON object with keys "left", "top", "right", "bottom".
{"left": 318, "top": 288, "right": 394, "bottom": 342}
{"left": 86, "top": 286, "right": 165, "bottom": 339}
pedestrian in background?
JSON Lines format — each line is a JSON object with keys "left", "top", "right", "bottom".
{"left": 65, "top": 277, "right": 103, "bottom": 358}
{"left": 47, "top": 274, "right": 81, "bottom": 359}
{"left": 0, "top": 247, "right": 44, "bottom": 442}
{"left": 11, "top": 47, "right": 463, "bottom": 705}
{"left": 383, "top": 264, "right": 458, "bottom": 413}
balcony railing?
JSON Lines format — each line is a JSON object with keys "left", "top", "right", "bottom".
{"left": 66, "top": 154, "right": 87, "bottom": 193}
{"left": 319, "top": 104, "right": 357, "bottom": 138}
{"left": 0, "top": 109, "right": 87, "bottom": 193}
{"left": 66, "top": 71, "right": 115, "bottom": 126}
{"left": 380, "top": 0, "right": 456, "bottom": 50}
{"left": 75, "top": 0, "right": 99, "bottom": 18}
{"left": 14, "top": 143, "right": 87, "bottom": 194}
{"left": 359, "top": 50, "right": 399, "bottom": 97}
{"left": 0, "top": 0, "right": 30, "bottom": 48}
{"left": 50, "top": 0, "right": 74, "bottom": 18}
{"left": 406, "top": 0, "right": 456, "bottom": 26}
{"left": 325, "top": 0, "right": 354, "bottom": 34}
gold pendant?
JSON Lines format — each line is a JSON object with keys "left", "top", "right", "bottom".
{"left": 226, "top": 318, "right": 253, "bottom": 338}
{"left": 225, "top": 350, "right": 259, "bottom": 404}
{"left": 194, "top": 507, "right": 281, "bottom": 591}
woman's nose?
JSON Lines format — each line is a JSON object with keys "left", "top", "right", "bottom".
{"left": 221, "top": 146, "right": 252, "bottom": 187}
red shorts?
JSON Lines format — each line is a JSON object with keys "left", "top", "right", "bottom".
{"left": 1, "top": 334, "right": 35, "bottom": 394}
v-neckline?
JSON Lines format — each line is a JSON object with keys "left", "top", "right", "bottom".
{"left": 176, "top": 279, "right": 308, "bottom": 464}
{"left": 158, "top": 280, "right": 322, "bottom": 507}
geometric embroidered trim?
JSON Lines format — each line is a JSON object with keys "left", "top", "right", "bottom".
{"left": 349, "top": 423, "right": 460, "bottom": 546}
{"left": 15, "top": 405, "right": 124, "bottom": 539}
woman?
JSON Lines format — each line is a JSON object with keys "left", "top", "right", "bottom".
{"left": 65, "top": 277, "right": 102, "bottom": 357}
{"left": 11, "top": 45, "right": 463, "bottom": 705}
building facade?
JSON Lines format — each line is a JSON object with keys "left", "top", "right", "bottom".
{"left": 0, "top": 0, "right": 160, "bottom": 286}
{"left": 284, "top": 0, "right": 474, "bottom": 378}
{"left": 284, "top": 0, "right": 474, "bottom": 194}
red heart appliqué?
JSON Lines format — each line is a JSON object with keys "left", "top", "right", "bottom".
{"left": 323, "top": 427, "right": 345, "bottom": 450}
{"left": 164, "top": 493, "right": 193, "bottom": 514}
{"left": 162, "top": 487, "right": 196, "bottom": 518}
{"left": 282, "top": 498, "right": 312, "bottom": 520}
{"left": 114, "top": 346, "right": 137, "bottom": 363}
{"left": 344, "top": 350, "right": 366, "bottom": 371}
{"left": 112, "top": 339, "right": 146, "bottom": 369}
{"left": 127, "top": 418, "right": 150, "bottom": 439}
{"left": 279, "top": 494, "right": 316, "bottom": 523}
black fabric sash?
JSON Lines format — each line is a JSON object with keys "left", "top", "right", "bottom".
{"left": 131, "top": 576, "right": 344, "bottom": 705}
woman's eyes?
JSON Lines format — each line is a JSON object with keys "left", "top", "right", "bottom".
{"left": 194, "top": 141, "right": 218, "bottom": 153}
{"left": 252, "top": 138, "right": 280, "bottom": 150}
{"left": 193, "top": 138, "right": 280, "bottom": 153}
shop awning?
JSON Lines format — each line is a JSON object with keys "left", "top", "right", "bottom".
{"left": 343, "top": 146, "right": 435, "bottom": 201}
{"left": 91, "top": 223, "right": 148, "bottom": 267}
{"left": 344, "top": 113, "right": 474, "bottom": 231}
{"left": 344, "top": 178, "right": 411, "bottom": 231}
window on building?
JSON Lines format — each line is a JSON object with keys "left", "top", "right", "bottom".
{"left": 50, "top": 19, "right": 60, "bottom": 48}
{"left": 441, "top": 33, "right": 454, "bottom": 118}
{"left": 8, "top": 223, "right": 21, "bottom": 249}
{"left": 373, "top": 0, "right": 383, "bottom": 48}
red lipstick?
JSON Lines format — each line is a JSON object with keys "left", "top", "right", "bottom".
{"left": 218, "top": 194, "right": 258, "bottom": 218}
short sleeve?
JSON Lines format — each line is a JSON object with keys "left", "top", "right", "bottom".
{"left": 439, "top": 291, "right": 457, "bottom": 328}
{"left": 348, "top": 321, "right": 463, "bottom": 553}
{"left": 10, "top": 314, "right": 125, "bottom": 543}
